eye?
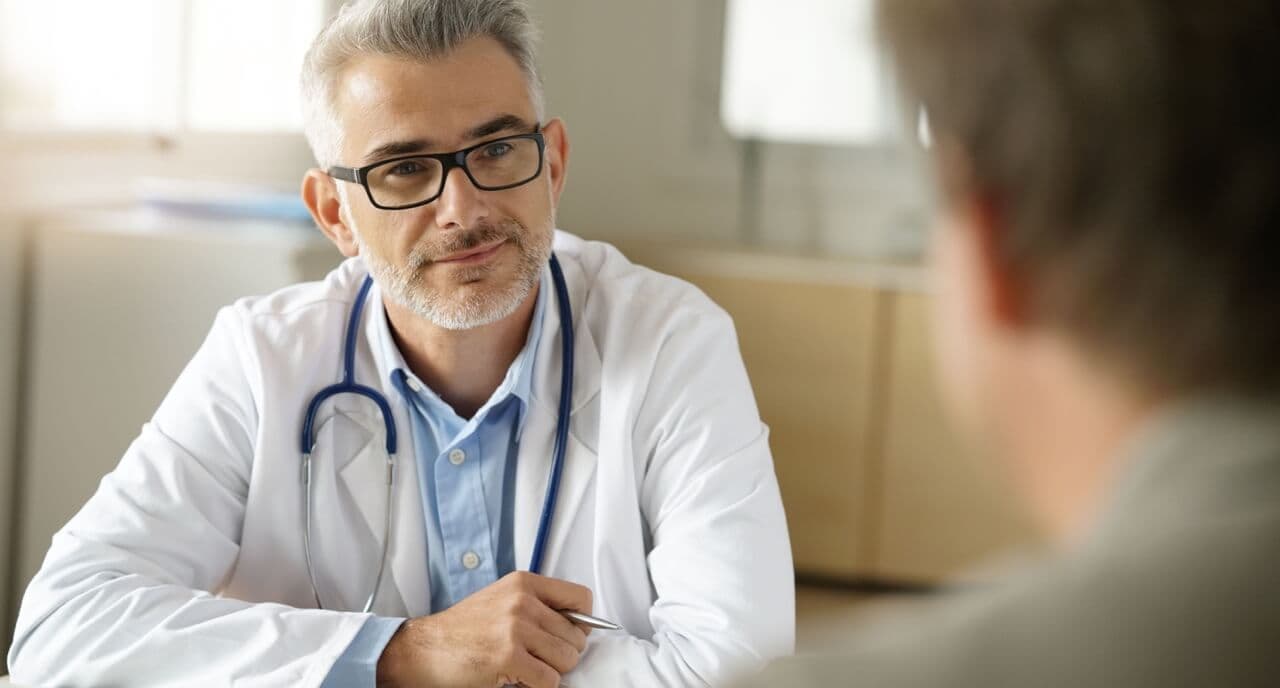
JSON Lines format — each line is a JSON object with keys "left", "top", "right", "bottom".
{"left": 387, "top": 160, "right": 426, "bottom": 176}
{"left": 481, "top": 142, "right": 515, "bottom": 159}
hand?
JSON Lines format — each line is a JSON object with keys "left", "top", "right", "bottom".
{"left": 376, "top": 571, "right": 594, "bottom": 688}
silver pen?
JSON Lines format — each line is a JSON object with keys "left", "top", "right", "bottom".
{"left": 560, "top": 610, "right": 623, "bottom": 631}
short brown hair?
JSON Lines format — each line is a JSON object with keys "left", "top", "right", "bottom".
{"left": 879, "top": 0, "right": 1280, "bottom": 398}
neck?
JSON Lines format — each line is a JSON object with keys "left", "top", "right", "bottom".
{"left": 383, "top": 284, "right": 540, "bottom": 419}
{"left": 995, "top": 338, "right": 1162, "bottom": 545}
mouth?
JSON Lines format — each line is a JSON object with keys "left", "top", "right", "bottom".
{"left": 435, "top": 238, "right": 508, "bottom": 266}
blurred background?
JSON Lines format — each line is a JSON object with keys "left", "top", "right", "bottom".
{"left": 0, "top": 0, "right": 1043, "bottom": 671}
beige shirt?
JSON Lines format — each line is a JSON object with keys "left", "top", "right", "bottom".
{"left": 738, "top": 397, "right": 1280, "bottom": 687}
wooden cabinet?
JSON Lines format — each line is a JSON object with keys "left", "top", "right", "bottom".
{"left": 690, "top": 274, "right": 884, "bottom": 576}
{"left": 872, "top": 293, "right": 1042, "bottom": 581}
{"left": 625, "top": 243, "right": 1042, "bottom": 584}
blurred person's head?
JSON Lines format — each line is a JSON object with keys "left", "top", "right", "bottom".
{"left": 879, "top": 0, "right": 1280, "bottom": 536}
{"left": 299, "top": 0, "right": 568, "bottom": 331}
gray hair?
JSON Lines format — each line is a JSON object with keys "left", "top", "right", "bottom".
{"left": 300, "top": 0, "right": 545, "bottom": 168}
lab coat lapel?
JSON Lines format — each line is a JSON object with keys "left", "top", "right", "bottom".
{"left": 383, "top": 396, "right": 431, "bottom": 616}
{"left": 344, "top": 278, "right": 431, "bottom": 616}
{"left": 513, "top": 404, "right": 555, "bottom": 569}
{"left": 309, "top": 402, "right": 402, "bottom": 612}
{"left": 514, "top": 249, "right": 603, "bottom": 573}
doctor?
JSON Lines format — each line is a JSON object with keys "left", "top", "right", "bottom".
{"left": 6, "top": 1, "right": 794, "bottom": 686}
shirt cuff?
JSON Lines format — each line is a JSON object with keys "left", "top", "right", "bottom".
{"left": 321, "top": 616, "right": 407, "bottom": 688}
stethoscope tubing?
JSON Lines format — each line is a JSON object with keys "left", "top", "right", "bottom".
{"left": 301, "top": 254, "right": 572, "bottom": 612}
{"left": 528, "top": 254, "right": 574, "bottom": 576}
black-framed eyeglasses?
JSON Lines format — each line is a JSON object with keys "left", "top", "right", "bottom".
{"left": 327, "top": 127, "right": 546, "bottom": 210}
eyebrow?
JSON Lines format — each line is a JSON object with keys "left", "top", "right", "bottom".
{"left": 360, "top": 114, "right": 535, "bottom": 165}
{"left": 464, "top": 114, "right": 532, "bottom": 141}
{"left": 362, "top": 139, "right": 430, "bottom": 164}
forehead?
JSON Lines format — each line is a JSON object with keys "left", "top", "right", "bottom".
{"left": 334, "top": 36, "right": 535, "bottom": 157}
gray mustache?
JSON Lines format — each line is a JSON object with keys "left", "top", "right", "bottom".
{"left": 412, "top": 223, "right": 523, "bottom": 266}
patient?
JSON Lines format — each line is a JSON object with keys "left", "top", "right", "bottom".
{"left": 738, "top": 0, "right": 1280, "bottom": 685}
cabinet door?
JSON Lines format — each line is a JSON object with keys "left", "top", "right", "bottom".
{"left": 871, "top": 292, "right": 1043, "bottom": 581}
{"left": 669, "top": 271, "right": 884, "bottom": 576}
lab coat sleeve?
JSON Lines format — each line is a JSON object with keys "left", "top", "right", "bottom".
{"left": 7, "top": 306, "right": 370, "bottom": 687}
{"left": 567, "top": 305, "right": 796, "bottom": 687}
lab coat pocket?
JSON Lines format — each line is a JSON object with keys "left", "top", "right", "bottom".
{"left": 304, "top": 403, "right": 392, "bottom": 611}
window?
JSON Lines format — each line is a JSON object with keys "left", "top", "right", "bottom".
{"left": 721, "top": 0, "right": 892, "bottom": 145}
{"left": 0, "top": 0, "right": 326, "bottom": 133}
{"left": 701, "top": 0, "right": 927, "bottom": 256}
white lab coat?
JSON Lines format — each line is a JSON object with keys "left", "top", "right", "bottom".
{"left": 8, "top": 231, "right": 795, "bottom": 687}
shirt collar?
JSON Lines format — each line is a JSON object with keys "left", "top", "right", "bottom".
{"left": 370, "top": 266, "right": 550, "bottom": 434}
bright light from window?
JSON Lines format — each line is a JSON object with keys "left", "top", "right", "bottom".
{"left": 0, "top": 1, "right": 181, "bottom": 131}
{"left": 720, "top": 0, "right": 888, "bottom": 145}
{"left": 185, "top": 0, "right": 324, "bottom": 131}
{"left": 0, "top": 0, "right": 324, "bottom": 132}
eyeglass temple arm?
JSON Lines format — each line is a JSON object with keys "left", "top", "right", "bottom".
{"left": 326, "top": 166, "right": 360, "bottom": 183}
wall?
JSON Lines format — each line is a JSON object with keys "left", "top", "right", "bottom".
{"left": 533, "top": 0, "right": 930, "bottom": 258}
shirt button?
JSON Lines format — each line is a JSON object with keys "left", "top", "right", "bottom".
{"left": 462, "top": 551, "right": 481, "bottom": 570}
{"left": 448, "top": 449, "right": 466, "bottom": 465}
{"left": 407, "top": 377, "right": 423, "bottom": 393}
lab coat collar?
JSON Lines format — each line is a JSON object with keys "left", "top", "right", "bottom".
{"left": 511, "top": 240, "right": 604, "bottom": 572}
{"left": 528, "top": 246, "right": 603, "bottom": 418}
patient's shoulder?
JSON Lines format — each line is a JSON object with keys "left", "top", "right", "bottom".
{"left": 774, "top": 533, "right": 1280, "bottom": 688}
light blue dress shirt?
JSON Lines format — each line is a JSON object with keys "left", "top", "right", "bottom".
{"left": 322, "top": 271, "right": 548, "bottom": 687}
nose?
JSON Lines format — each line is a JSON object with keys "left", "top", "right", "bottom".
{"left": 433, "top": 165, "right": 491, "bottom": 230}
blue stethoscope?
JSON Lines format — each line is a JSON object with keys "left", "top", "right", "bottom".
{"left": 300, "top": 254, "right": 575, "bottom": 612}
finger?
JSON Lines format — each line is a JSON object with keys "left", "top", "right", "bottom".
{"left": 522, "top": 623, "right": 583, "bottom": 675}
{"left": 526, "top": 574, "right": 593, "bottom": 615}
{"left": 532, "top": 602, "right": 591, "bottom": 650}
{"left": 504, "top": 650, "right": 561, "bottom": 688}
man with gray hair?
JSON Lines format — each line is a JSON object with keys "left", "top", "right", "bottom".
{"left": 7, "top": 1, "right": 794, "bottom": 686}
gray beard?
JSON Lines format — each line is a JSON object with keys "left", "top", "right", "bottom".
{"left": 354, "top": 222, "right": 551, "bottom": 331}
